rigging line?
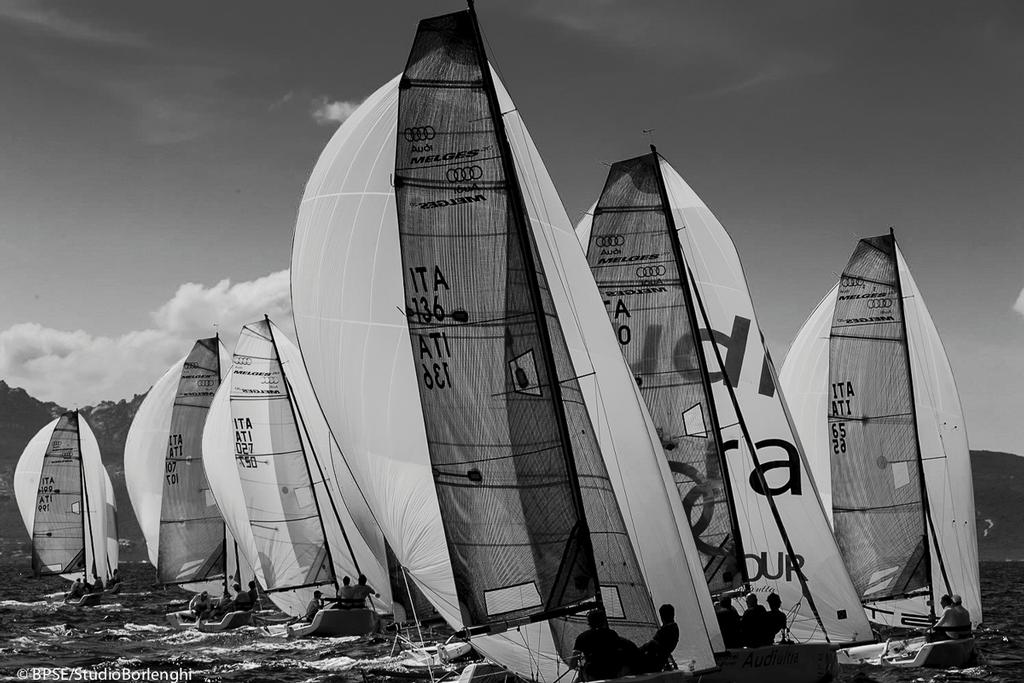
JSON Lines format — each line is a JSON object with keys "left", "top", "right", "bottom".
{"left": 285, "top": 371, "right": 363, "bottom": 576}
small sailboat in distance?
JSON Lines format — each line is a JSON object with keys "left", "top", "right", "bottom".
{"left": 15, "top": 410, "right": 117, "bottom": 606}
{"left": 780, "top": 230, "right": 981, "bottom": 667}
{"left": 202, "top": 317, "right": 393, "bottom": 637}
{"left": 124, "top": 336, "right": 257, "bottom": 627}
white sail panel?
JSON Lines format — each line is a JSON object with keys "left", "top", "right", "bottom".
{"left": 899, "top": 246, "right": 981, "bottom": 626}
{"left": 102, "top": 467, "right": 118, "bottom": 579}
{"left": 657, "top": 159, "right": 870, "bottom": 644}
{"left": 230, "top": 321, "right": 333, "bottom": 595}
{"left": 272, "top": 319, "right": 393, "bottom": 612}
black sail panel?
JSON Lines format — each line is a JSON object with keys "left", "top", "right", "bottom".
{"left": 159, "top": 337, "right": 227, "bottom": 585}
{"left": 32, "top": 413, "right": 86, "bottom": 577}
{"left": 394, "top": 10, "right": 599, "bottom": 629}
{"left": 584, "top": 154, "right": 742, "bottom": 595}
{"left": 829, "top": 235, "right": 927, "bottom": 601}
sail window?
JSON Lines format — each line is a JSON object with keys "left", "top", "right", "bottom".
{"left": 484, "top": 582, "right": 542, "bottom": 616}
{"left": 682, "top": 404, "right": 708, "bottom": 438}
{"left": 600, "top": 585, "right": 625, "bottom": 619}
{"left": 509, "top": 350, "right": 541, "bottom": 396}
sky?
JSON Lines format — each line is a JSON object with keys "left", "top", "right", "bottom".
{"left": 0, "top": 0, "right": 1021, "bottom": 452}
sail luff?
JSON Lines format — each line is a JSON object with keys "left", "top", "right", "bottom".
{"left": 650, "top": 146, "right": 749, "bottom": 588}
{"left": 77, "top": 411, "right": 97, "bottom": 580}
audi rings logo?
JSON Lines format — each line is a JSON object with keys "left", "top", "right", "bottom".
{"left": 445, "top": 165, "right": 483, "bottom": 183}
{"left": 866, "top": 298, "right": 894, "bottom": 309}
{"left": 403, "top": 126, "right": 436, "bottom": 142}
{"left": 635, "top": 265, "right": 667, "bottom": 278}
{"left": 594, "top": 235, "right": 625, "bottom": 248}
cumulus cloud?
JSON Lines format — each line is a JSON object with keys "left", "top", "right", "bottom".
{"left": 0, "top": 270, "right": 293, "bottom": 407}
{"left": 311, "top": 96, "right": 360, "bottom": 126}
{"left": 1015, "top": 288, "right": 1024, "bottom": 317}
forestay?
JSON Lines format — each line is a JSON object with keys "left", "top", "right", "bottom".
{"left": 780, "top": 236, "right": 981, "bottom": 628}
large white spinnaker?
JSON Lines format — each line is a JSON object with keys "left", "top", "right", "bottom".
{"left": 578, "top": 159, "right": 872, "bottom": 644}
{"left": 201, "top": 319, "right": 391, "bottom": 618}
{"left": 15, "top": 412, "right": 115, "bottom": 582}
{"left": 780, "top": 239, "right": 981, "bottom": 629}
{"left": 124, "top": 337, "right": 254, "bottom": 594}
{"left": 291, "top": 9, "right": 718, "bottom": 681}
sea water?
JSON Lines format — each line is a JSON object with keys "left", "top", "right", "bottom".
{"left": 0, "top": 561, "right": 1019, "bottom": 682}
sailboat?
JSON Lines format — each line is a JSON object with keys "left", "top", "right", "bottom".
{"left": 575, "top": 148, "right": 869, "bottom": 679}
{"left": 779, "top": 230, "right": 981, "bottom": 667}
{"left": 124, "top": 336, "right": 257, "bottom": 629}
{"left": 287, "top": 4, "right": 846, "bottom": 682}
{"left": 201, "top": 317, "right": 393, "bottom": 637}
{"left": 14, "top": 410, "right": 118, "bottom": 606}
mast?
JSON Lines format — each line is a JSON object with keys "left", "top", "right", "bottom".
{"left": 286, "top": 372, "right": 363, "bottom": 575}
{"left": 216, "top": 332, "right": 230, "bottom": 597}
{"left": 466, "top": 2, "right": 599, "bottom": 615}
{"left": 649, "top": 145, "right": 748, "bottom": 588}
{"left": 264, "top": 316, "right": 339, "bottom": 594}
{"left": 685, "top": 263, "right": 829, "bottom": 639}
{"left": 889, "top": 228, "right": 951, "bottom": 617}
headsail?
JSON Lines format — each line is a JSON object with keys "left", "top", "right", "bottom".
{"left": 781, "top": 235, "right": 982, "bottom": 628}
{"left": 15, "top": 412, "right": 114, "bottom": 581}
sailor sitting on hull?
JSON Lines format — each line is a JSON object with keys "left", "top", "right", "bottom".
{"left": 569, "top": 608, "right": 640, "bottom": 681}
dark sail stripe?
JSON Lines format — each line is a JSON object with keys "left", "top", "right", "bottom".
{"left": 829, "top": 234, "right": 928, "bottom": 601}
{"left": 584, "top": 153, "right": 744, "bottom": 595}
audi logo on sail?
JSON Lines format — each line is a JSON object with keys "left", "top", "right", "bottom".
{"left": 403, "top": 126, "right": 436, "bottom": 142}
{"left": 636, "top": 265, "right": 667, "bottom": 278}
{"left": 594, "top": 235, "right": 625, "bottom": 248}
{"left": 866, "top": 298, "right": 894, "bottom": 309}
{"left": 445, "top": 165, "right": 483, "bottom": 183}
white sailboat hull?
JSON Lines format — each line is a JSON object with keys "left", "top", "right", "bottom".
{"left": 839, "top": 636, "right": 977, "bottom": 668}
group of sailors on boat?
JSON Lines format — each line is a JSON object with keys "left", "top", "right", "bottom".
{"left": 187, "top": 580, "right": 259, "bottom": 621}
{"left": 293, "top": 574, "right": 380, "bottom": 625}
{"left": 64, "top": 569, "right": 122, "bottom": 602}
{"left": 715, "top": 592, "right": 788, "bottom": 649}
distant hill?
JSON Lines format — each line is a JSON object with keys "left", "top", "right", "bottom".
{"left": 1, "top": 379, "right": 1021, "bottom": 568}
{"left": 970, "top": 450, "right": 1024, "bottom": 561}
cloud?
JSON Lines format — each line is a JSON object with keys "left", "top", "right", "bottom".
{"left": 1014, "top": 287, "right": 1024, "bottom": 318}
{"left": 311, "top": 96, "right": 360, "bottom": 126}
{"left": 0, "top": 1, "right": 147, "bottom": 48}
{"left": 0, "top": 270, "right": 294, "bottom": 407}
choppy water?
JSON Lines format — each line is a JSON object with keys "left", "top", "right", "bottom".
{"left": 0, "top": 561, "right": 1019, "bottom": 682}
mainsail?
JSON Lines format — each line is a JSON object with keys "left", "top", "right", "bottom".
{"left": 780, "top": 233, "right": 982, "bottom": 629}
{"left": 125, "top": 337, "right": 251, "bottom": 593}
{"left": 202, "top": 318, "right": 392, "bottom": 618}
{"left": 15, "top": 411, "right": 115, "bottom": 582}
{"left": 577, "top": 153, "right": 871, "bottom": 645}
{"left": 581, "top": 151, "right": 743, "bottom": 596}
{"left": 291, "top": 6, "right": 719, "bottom": 680}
